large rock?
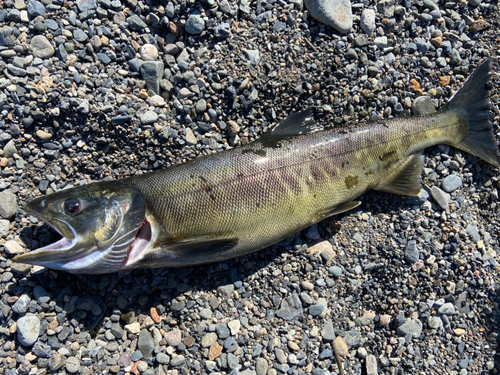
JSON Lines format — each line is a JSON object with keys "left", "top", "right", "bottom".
{"left": 304, "top": 0, "right": 352, "bottom": 34}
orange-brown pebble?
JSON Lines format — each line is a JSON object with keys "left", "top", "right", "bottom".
{"left": 208, "top": 342, "right": 223, "bottom": 360}
{"left": 150, "top": 307, "right": 161, "bottom": 323}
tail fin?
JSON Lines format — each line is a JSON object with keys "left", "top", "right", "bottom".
{"left": 446, "top": 59, "right": 500, "bottom": 167}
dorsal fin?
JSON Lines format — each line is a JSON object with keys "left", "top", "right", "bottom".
{"left": 269, "top": 108, "right": 318, "bottom": 136}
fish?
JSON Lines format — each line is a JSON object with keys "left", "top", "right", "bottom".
{"left": 13, "top": 59, "right": 500, "bottom": 274}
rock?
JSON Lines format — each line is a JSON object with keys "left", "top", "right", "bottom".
{"left": 17, "top": 314, "right": 41, "bottom": 346}
{"left": 396, "top": 319, "right": 423, "bottom": 338}
{"left": 344, "top": 329, "right": 361, "bottom": 348}
{"left": 242, "top": 49, "right": 261, "bottom": 65}
{"left": 27, "top": 1, "right": 46, "bottom": 17}
{"left": 360, "top": 9, "right": 376, "bottom": 34}
{"left": 309, "top": 304, "right": 325, "bottom": 316}
{"left": 412, "top": 96, "right": 436, "bottom": 115}
{"left": 127, "top": 15, "right": 148, "bottom": 31}
{"left": 215, "top": 22, "right": 231, "bottom": 38}
{"left": 437, "top": 302, "right": 455, "bottom": 315}
{"left": 66, "top": 357, "right": 80, "bottom": 374}
{"left": 304, "top": 0, "right": 352, "bottom": 34}
{"left": 4, "top": 240, "right": 24, "bottom": 255}
{"left": 277, "top": 294, "right": 303, "bottom": 320}
{"left": 228, "top": 319, "right": 241, "bottom": 335}
{"left": 0, "top": 27, "right": 16, "bottom": 47}
{"left": 379, "top": 314, "right": 391, "bottom": 326}
{"left": 185, "top": 128, "right": 197, "bottom": 145}
{"left": 442, "top": 175, "right": 462, "bottom": 193}
{"left": 140, "top": 111, "right": 158, "bottom": 125}
{"left": 208, "top": 342, "right": 223, "bottom": 360}
{"left": 202, "top": 332, "right": 218, "bottom": 347}
{"left": 36, "top": 130, "right": 52, "bottom": 140}
{"left": 428, "top": 316, "right": 443, "bottom": 330}
{"left": 185, "top": 13, "right": 205, "bottom": 34}
{"left": 333, "top": 336, "right": 348, "bottom": 356}
{"left": 30, "top": 35, "right": 55, "bottom": 58}
{"left": 76, "top": 0, "right": 97, "bottom": 12}
{"left": 165, "top": 329, "right": 182, "bottom": 347}
{"left": 0, "top": 190, "right": 16, "bottom": 219}
{"left": 366, "top": 354, "right": 378, "bottom": 375}
{"left": 3, "top": 139, "right": 17, "bottom": 157}
{"left": 140, "top": 44, "right": 158, "bottom": 61}
{"left": 430, "top": 186, "right": 450, "bottom": 210}
{"left": 404, "top": 240, "right": 419, "bottom": 264}
{"left": 140, "top": 61, "right": 164, "bottom": 95}
{"left": 138, "top": 329, "right": 154, "bottom": 358}
{"left": 156, "top": 352, "right": 170, "bottom": 365}
{"left": 466, "top": 223, "right": 481, "bottom": 242}
{"left": 13, "top": 294, "right": 31, "bottom": 314}
{"left": 374, "top": 36, "right": 388, "bottom": 49}
{"left": 148, "top": 95, "right": 166, "bottom": 107}
{"left": 256, "top": 357, "right": 268, "bottom": 375}
{"left": 322, "top": 319, "right": 336, "bottom": 342}
{"left": 328, "top": 265, "right": 343, "bottom": 278}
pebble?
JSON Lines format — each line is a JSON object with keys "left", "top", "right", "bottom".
{"left": 333, "top": 336, "right": 348, "bottom": 356}
{"left": 437, "top": 302, "right": 455, "bottom": 316}
{"left": 430, "top": 186, "right": 450, "bottom": 210}
{"left": 140, "top": 44, "right": 158, "bottom": 61}
{"left": 0, "top": 190, "right": 16, "bottom": 219}
{"left": 165, "top": 329, "right": 182, "bottom": 347}
{"left": 202, "top": 332, "right": 218, "bottom": 347}
{"left": 277, "top": 294, "right": 303, "bottom": 320}
{"left": 185, "top": 14, "right": 205, "bottom": 34}
{"left": 4, "top": 240, "right": 24, "bottom": 255}
{"left": 138, "top": 329, "right": 154, "bottom": 358}
{"left": 360, "top": 9, "right": 376, "bottom": 35}
{"left": 140, "top": 111, "right": 158, "bottom": 125}
{"left": 442, "top": 174, "right": 463, "bottom": 193}
{"left": 304, "top": 0, "right": 353, "bottom": 34}
{"left": 366, "top": 354, "right": 378, "bottom": 375}
{"left": 396, "top": 319, "right": 423, "bottom": 339}
{"left": 404, "top": 240, "right": 419, "bottom": 264}
{"left": 17, "top": 314, "right": 41, "bottom": 346}
{"left": 412, "top": 96, "right": 436, "bottom": 115}
{"left": 328, "top": 265, "right": 343, "bottom": 278}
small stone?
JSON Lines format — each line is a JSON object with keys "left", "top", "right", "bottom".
{"left": 404, "top": 240, "right": 419, "bottom": 264}
{"left": 0, "top": 190, "right": 16, "bottom": 219}
{"left": 150, "top": 307, "right": 161, "bottom": 323}
{"left": 140, "top": 61, "right": 164, "bottom": 95}
{"left": 430, "top": 186, "right": 450, "bottom": 210}
{"left": 428, "top": 316, "right": 443, "bottom": 330}
{"left": 156, "top": 352, "right": 170, "bottom": 365}
{"left": 208, "top": 342, "right": 223, "bottom": 360}
{"left": 360, "top": 8, "right": 376, "bottom": 34}
{"left": 256, "top": 358, "right": 268, "bottom": 375}
{"left": 366, "top": 354, "right": 378, "bottom": 375}
{"left": 128, "top": 14, "right": 148, "bottom": 31}
{"left": 442, "top": 175, "right": 462, "bottom": 193}
{"left": 148, "top": 95, "right": 166, "bottom": 107}
{"left": 13, "top": 294, "right": 31, "bottom": 314}
{"left": 328, "top": 265, "right": 343, "bottom": 278}
{"left": 165, "top": 329, "right": 182, "bottom": 347}
{"left": 454, "top": 328, "right": 466, "bottom": 336}
{"left": 333, "top": 336, "right": 348, "bottom": 356}
{"left": 437, "top": 302, "right": 455, "bottom": 316}
{"left": 4, "top": 240, "right": 24, "bottom": 255}
{"left": 138, "top": 329, "right": 154, "bottom": 358}
{"left": 185, "top": 14, "right": 205, "bottom": 34}
{"left": 65, "top": 357, "right": 80, "bottom": 374}
{"left": 140, "top": 44, "right": 158, "bottom": 61}
{"left": 379, "top": 315, "right": 391, "bottom": 326}
{"left": 242, "top": 49, "right": 261, "bottom": 65}
{"left": 17, "top": 314, "right": 41, "bottom": 346}
{"left": 277, "top": 294, "right": 303, "bottom": 320}
{"left": 309, "top": 304, "right": 325, "bottom": 316}
{"left": 344, "top": 329, "right": 361, "bottom": 348}
{"left": 202, "top": 332, "right": 218, "bottom": 348}
{"left": 412, "top": 96, "right": 436, "bottom": 115}
{"left": 185, "top": 128, "right": 197, "bottom": 145}
{"left": 124, "top": 321, "right": 141, "bottom": 334}
{"left": 36, "top": 130, "right": 52, "bottom": 140}
{"left": 396, "top": 319, "right": 423, "bottom": 338}
{"left": 228, "top": 319, "right": 241, "bottom": 335}
{"left": 469, "top": 19, "right": 488, "bottom": 33}
{"left": 140, "top": 111, "right": 158, "bottom": 125}
{"left": 322, "top": 319, "right": 336, "bottom": 342}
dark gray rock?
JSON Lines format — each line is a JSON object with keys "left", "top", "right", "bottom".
{"left": 127, "top": 15, "right": 147, "bottom": 31}
{"left": 304, "top": 0, "right": 353, "bottom": 34}
{"left": 0, "top": 27, "right": 16, "bottom": 47}
{"left": 138, "top": 329, "right": 154, "bottom": 358}
{"left": 412, "top": 96, "right": 436, "bottom": 115}
{"left": 404, "top": 240, "right": 419, "bottom": 264}
{"left": 140, "top": 61, "right": 164, "bottom": 95}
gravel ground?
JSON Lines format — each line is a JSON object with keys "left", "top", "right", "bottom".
{"left": 1, "top": 0, "right": 500, "bottom": 374}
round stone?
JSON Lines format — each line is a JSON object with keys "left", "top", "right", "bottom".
{"left": 140, "top": 111, "right": 158, "bottom": 125}
{"left": 17, "top": 314, "right": 41, "bottom": 346}
{"left": 185, "top": 14, "right": 205, "bottom": 34}
{"left": 140, "top": 44, "right": 158, "bottom": 61}
{"left": 30, "top": 35, "right": 54, "bottom": 58}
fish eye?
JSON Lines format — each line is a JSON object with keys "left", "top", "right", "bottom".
{"left": 63, "top": 198, "right": 81, "bottom": 216}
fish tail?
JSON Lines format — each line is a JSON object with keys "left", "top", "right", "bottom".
{"left": 446, "top": 59, "right": 500, "bottom": 167}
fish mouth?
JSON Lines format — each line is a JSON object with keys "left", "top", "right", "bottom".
{"left": 13, "top": 206, "right": 153, "bottom": 273}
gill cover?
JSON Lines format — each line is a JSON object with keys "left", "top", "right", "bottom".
{"left": 13, "top": 181, "right": 146, "bottom": 274}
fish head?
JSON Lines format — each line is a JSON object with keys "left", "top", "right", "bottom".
{"left": 13, "top": 181, "right": 147, "bottom": 274}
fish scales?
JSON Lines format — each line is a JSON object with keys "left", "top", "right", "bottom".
{"left": 12, "top": 59, "right": 500, "bottom": 273}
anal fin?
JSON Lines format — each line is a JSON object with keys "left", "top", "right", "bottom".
{"left": 375, "top": 154, "right": 424, "bottom": 196}
{"left": 317, "top": 201, "right": 361, "bottom": 220}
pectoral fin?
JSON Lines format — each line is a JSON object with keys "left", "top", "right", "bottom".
{"left": 317, "top": 201, "right": 361, "bottom": 220}
{"left": 375, "top": 154, "right": 424, "bottom": 196}
{"left": 166, "top": 238, "right": 239, "bottom": 257}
